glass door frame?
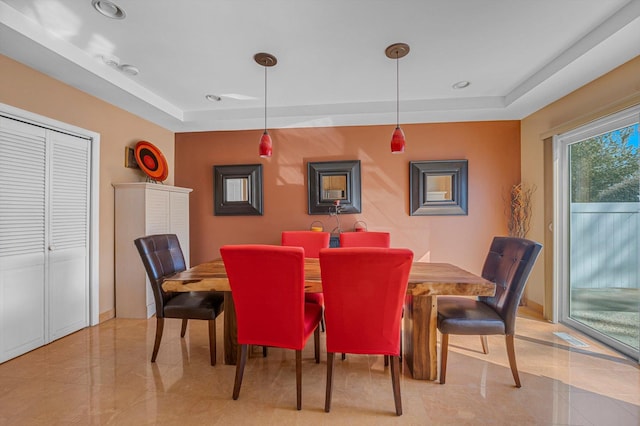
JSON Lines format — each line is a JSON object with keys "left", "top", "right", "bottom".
{"left": 553, "top": 104, "right": 640, "bottom": 361}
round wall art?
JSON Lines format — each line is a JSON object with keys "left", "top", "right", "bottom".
{"left": 134, "top": 140, "right": 168, "bottom": 182}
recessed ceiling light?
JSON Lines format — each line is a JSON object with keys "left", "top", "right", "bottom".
{"left": 99, "top": 55, "right": 119, "bottom": 67}
{"left": 98, "top": 56, "right": 138, "bottom": 76}
{"left": 452, "top": 81, "right": 470, "bottom": 89}
{"left": 119, "top": 64, "right": 139, "bottom": 76}
{"left": 104, "top": 58, "right": 119, "bottom": 67}
{"left": 92, "top": 0, "right": 126, "bottom": 19}
{"left": 206, "top": 95, "right": 222, "bottom": 102}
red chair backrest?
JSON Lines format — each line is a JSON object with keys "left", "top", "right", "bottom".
{"left": 319, "top": 247, "right": 413, "bottom": 355}
{"left": 220, "top": 245, "right": 307, "bottom": 350}
{"left": 281, "top": 231, "right": 330, "bottom": 258}
{"left": 339, "top": 231, "right": 390, "bottom": 248}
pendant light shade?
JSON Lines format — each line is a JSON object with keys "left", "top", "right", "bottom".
{"left": 391, "top": 126, "right": 406, "bottom": 153}
{"left": 254, "top": 52, "right": 277, "bottom": 158}
{"left": 259, "top": 131, "right": 273, "bottom": 158}
{"left": 385, "top": 43, "right": 410, "bottom": 154}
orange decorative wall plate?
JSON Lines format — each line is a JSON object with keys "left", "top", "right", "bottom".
{"left": 134, "top": 140, "right": 168, "bottom": 182}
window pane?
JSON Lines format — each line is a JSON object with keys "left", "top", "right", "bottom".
{"left": 570, "top": 123, "right": 639, "bottom": 203}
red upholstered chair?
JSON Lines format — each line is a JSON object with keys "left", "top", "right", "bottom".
{"left": 319, "top": 247, "right": 413, "bottom": 416}
{"left": 282, "top": 230, "right": 330, "bottom": 330}
{"left": 282, "top": 230, "right": 330, "bottom": 258}
{"left": 339, "top": 231, "right": 390, "bottom": 248}
{"left": 338, "top": 230, "right": 393, "bottom": 362}
{"left": 220, "top": 245, "right": 322, "bottom": 410}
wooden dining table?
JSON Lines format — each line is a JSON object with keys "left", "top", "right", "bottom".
{"left": 162, "top": 258, "right": 495, "bottom": 380}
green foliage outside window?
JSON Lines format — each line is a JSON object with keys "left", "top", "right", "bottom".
{"left": 570, "top": 124, "right": 639, "bottom": 203}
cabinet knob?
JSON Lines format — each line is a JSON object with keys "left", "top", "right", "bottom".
{"left": 48, "top": 245, "right": 55, "bottom": 251}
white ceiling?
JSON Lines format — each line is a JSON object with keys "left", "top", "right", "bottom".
{"left": 1, "top": 0, "right": 640, "bottom": 133}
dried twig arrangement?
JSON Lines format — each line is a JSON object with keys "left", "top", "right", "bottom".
{"left": 508, "top": 183, "right": 535, "bottom": 238}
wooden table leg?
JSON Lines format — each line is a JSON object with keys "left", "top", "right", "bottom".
{"left": 223, "top": 292, "right": 238, "bottom": 365}
{"left": 403, "top": 294, "right": 438, "bottom": 380}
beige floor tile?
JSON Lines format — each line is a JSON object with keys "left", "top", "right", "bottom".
{"left": 0, "top": 310, "right": 638, "bottom": 425}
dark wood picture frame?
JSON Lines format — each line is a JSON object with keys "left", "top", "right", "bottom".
{"left": 410, "top": 160, "right": 468, "bottom": 216}
{"left": 308, "top": 160, "right": 361, "bottom": 215}
{"left": 213, "top": 164, "right": 263, "bottom": 216}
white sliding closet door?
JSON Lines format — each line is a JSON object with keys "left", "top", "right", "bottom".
{"left": 0, "top": 118, "right": 47, "bottom": 362}
{"left": 0, "top": 115, "right": 91, "bottom": 362}
{"left": 48, "top": 131, "right": 90, "bottom": 341}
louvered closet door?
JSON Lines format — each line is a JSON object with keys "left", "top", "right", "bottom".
{"left": 47, "top": 131, "right": 90, "bottom": 341}
{"left": 0, "top": 117, "right": 47, "bottom": 363}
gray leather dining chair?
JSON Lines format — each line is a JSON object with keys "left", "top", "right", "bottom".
{"left": 134, "top": 234, "right": 224, "bottom": 366}
{"left": 437, "top": 236, "right": 542, "bottom": 387}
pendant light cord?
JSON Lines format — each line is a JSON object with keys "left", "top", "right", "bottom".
{"left": 264, "top": 64, "right": 268, "bottom": 132}
{"left": 396, "top": 53, "right": 400, "bottom": 127}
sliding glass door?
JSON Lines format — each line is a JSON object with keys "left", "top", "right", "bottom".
{"left": 555, "top": 105, "right": 639, "bottom": 360}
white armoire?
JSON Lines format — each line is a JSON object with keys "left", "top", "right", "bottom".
{"left": 0, "top": 115, "right": 92, "bottom": 363}
{"left": 113, "top": 183, "right": 192, "bottom": 318}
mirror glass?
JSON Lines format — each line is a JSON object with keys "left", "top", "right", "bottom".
{"left": 225, "top": 177, "right": 249, "bottom": 202}
{"left": 321, "top": 174, "right": 347, "bottom": 201}
{"left": 425, "top": 174, "right": 454, "bottom": 201}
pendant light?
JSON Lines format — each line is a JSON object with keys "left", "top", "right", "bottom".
{"left": 254, "top": 52, "right": 277, "bottom": 158}
{"left": 385, "top": 43, "right": 410, "bottom": 153}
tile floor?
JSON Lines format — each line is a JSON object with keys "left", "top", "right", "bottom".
{"left": 0, "top": 308, "right": 638, "bottom": 425}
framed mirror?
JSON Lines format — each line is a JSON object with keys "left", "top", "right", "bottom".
{"left": 410, "top": 160, "right": 468, "bottom": 215}
{"left": 308, "top": 160, "right": 361, "bottom": 214}
{"left": 213, "top": 164, "right": 263, "bottom": 215}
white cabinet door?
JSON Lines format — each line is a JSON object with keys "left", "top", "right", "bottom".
{"left": 47, "top": 131, "right": 90, "bottom": 341}
{"left": 0, "top": 118, "right": 47, "bottom": 363}
{"left": 145, "top": 188, "right": 170, "bottom": 235}
{"left": 144, "top": 188, "right": 170, "bottom": 316}
{"left": 170, "top": 191, "right": 190, "bottom": 267}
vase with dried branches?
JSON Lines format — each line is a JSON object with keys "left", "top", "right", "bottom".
{"left": 507, "top": 183, "right": 535, "bottom": 238}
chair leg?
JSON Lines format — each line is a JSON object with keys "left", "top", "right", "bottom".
{"left": 151, "top": 317, "right": 164, "bottom": 362}
{"left": 232, "top": 344, "right": 248, "bottom": 400}
{"left": 263, "top": 346, "right": 268, "bottom": 357}
{"left": 390, "top": 355, "right": 402, "bottom": 416}
{"left": 480, "top": 335, "right": 489, "bottom": 354}
{"left": 505, "top": 334, "right": 521, "bottom": 388}
{"left": 180, "top": 318, "right": 188, "bottom": 338}
{"left": 320, "top": 315, "right": 325, "bottom": 332}
{"left": 208, "top": 319, "right": 216, "bottom": 366}
{"left": 384, "top": 324, "right": 403, "bottom": 367}
{"left": 439, "top": 333, "right": 449, "bottom": 384}
{"left": 296, "top": 350, "right": 302, "bottom": 410}
{"left": 314, "top": 326, "right": 320, "bottom": 363}
{"left": 325, "top": 352, "right": 335, "bottom": 412}
{"left": 341, "top": 353, "right": 346, "bottom": 360}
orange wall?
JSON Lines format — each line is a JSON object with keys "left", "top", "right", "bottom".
{"left": 176, "top": 121, "right": 520, "bottom": 273}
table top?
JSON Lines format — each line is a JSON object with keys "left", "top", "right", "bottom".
{"left": 162, "top": 258, "right": 495, "bottom": 297}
